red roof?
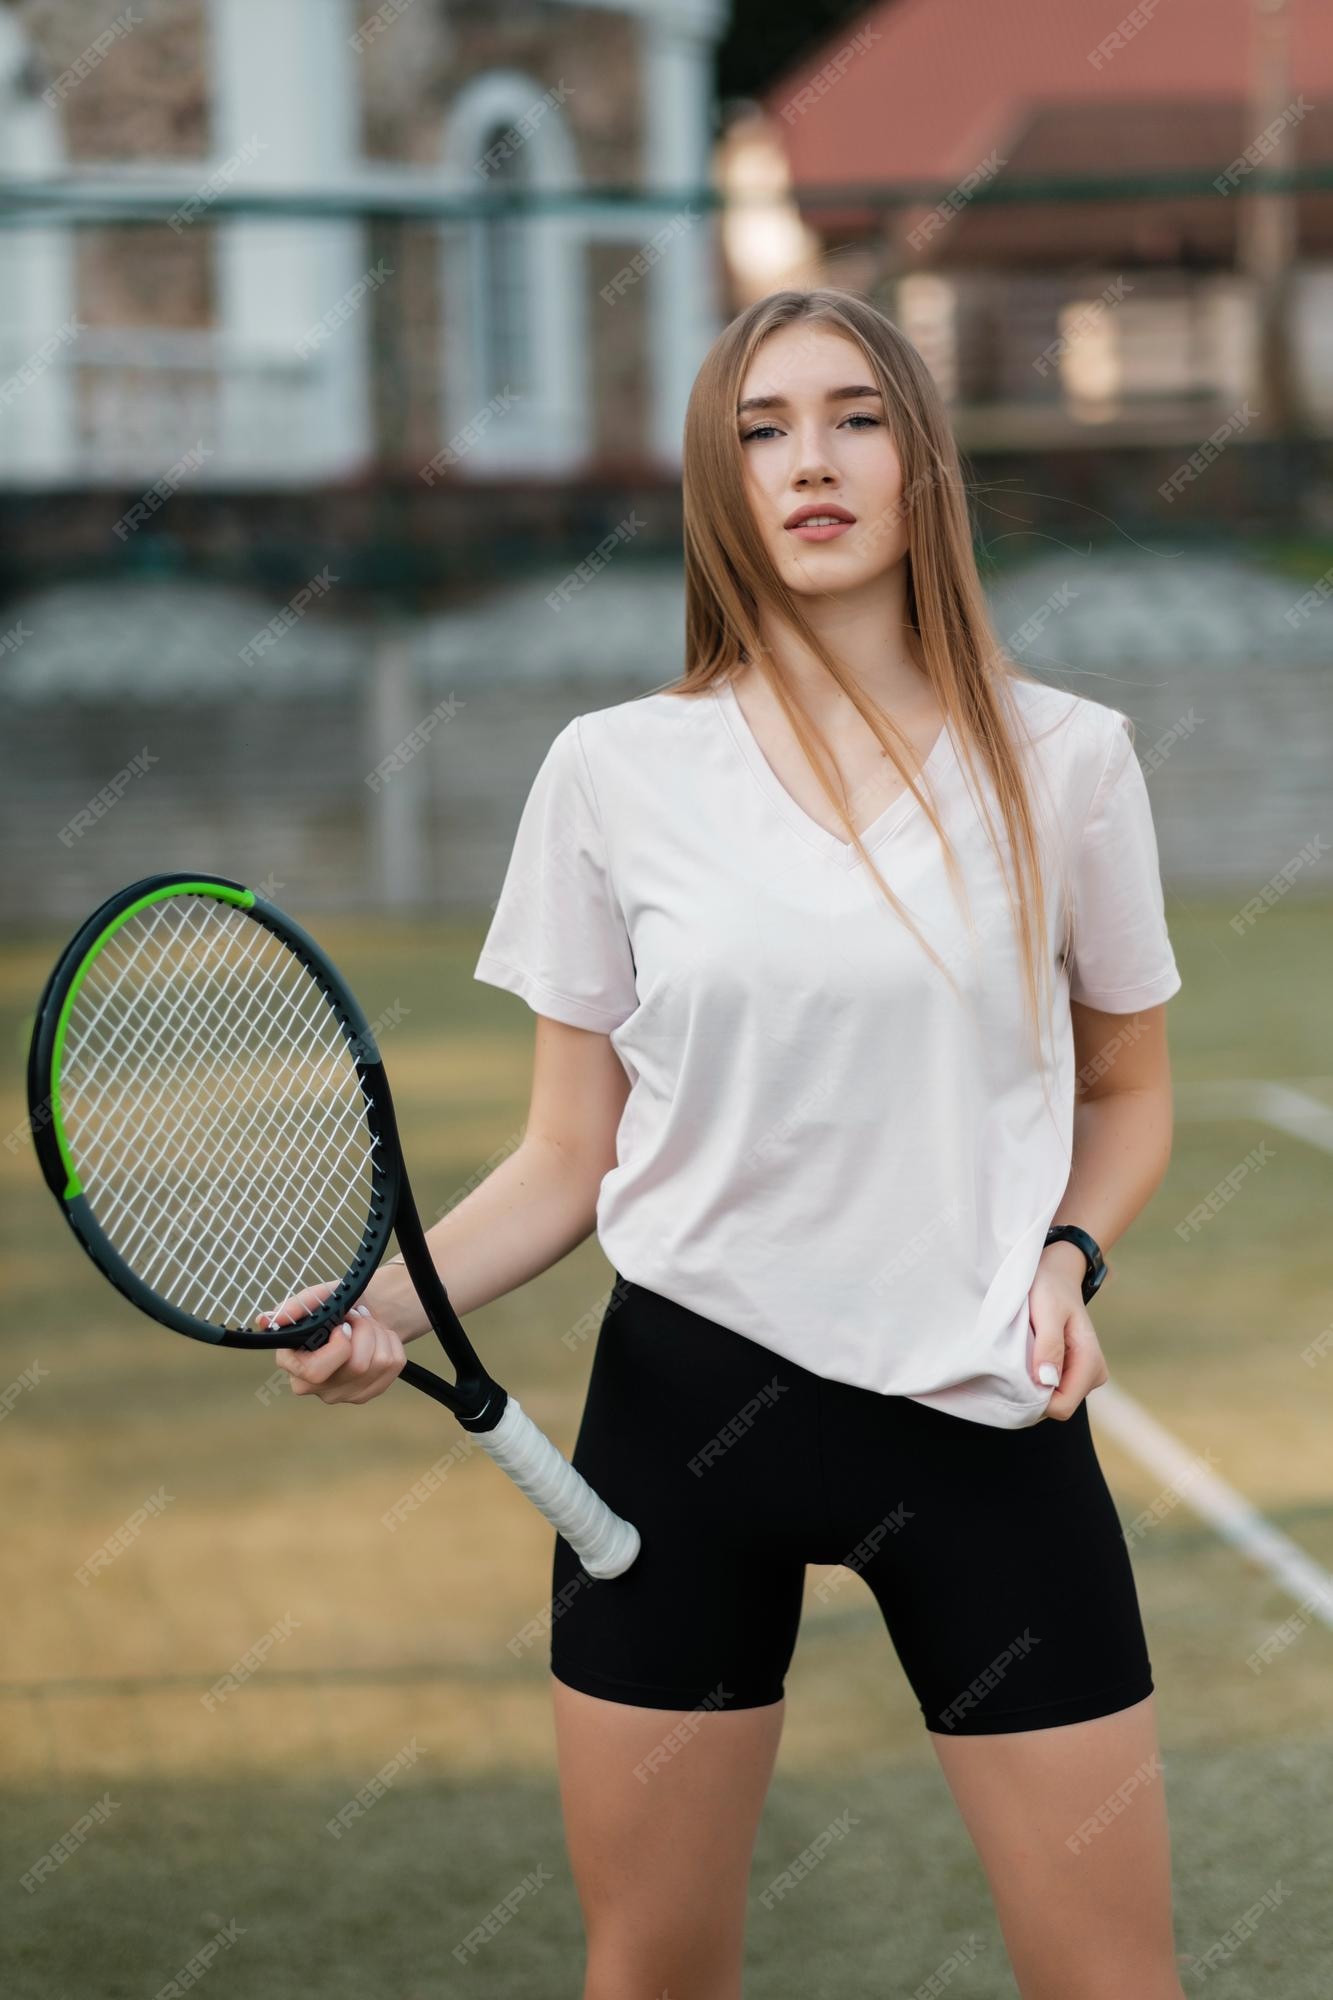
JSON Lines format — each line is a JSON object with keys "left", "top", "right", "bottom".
{"left": 766, "top": 0, "right": 1333, "bottom": 188}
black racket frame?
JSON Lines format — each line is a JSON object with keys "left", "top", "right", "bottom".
{"left": 28, "top": 871, "right": 508, "bottom": 1434}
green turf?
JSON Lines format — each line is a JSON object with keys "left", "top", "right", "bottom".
{"left": 2, "top": 904, "right": 1331, "bottom": 1997}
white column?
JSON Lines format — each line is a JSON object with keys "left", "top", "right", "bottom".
{"left": 642, "top": 0, "right": 728, "bottom": 466}
{"left": 209, "top": 0, "right": 371, "bottom": 479}
{"left": 0, "top": 12, "right": 76, "bottom": 486}
{"left": 368, "top": 622, "right": 427, "bottom": 909}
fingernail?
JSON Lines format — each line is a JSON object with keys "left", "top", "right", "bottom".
{"left": 1038, "top": 1363, "right": 1061, "bottom": 1387}
{"left": 353, "top": 1305, "right": 371, "bottom": 1318}
{"left": 337, "top": 1323, "right": 351, "bottom": 1338}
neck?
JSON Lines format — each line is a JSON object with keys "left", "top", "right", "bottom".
{"left": 747, "top": 565, "right": 930, "bottom": 724}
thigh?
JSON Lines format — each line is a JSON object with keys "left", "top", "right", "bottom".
{"left": 553, "top": 1677, "right": 786, "bottom": 2000}
{"left": 851, "top": 1395, "right": 1154, "bottom": 1738}
{"left": 930, "top": 1692, "right": 1185, "bottom": 2000}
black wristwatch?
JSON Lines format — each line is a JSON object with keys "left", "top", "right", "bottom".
{"left": 1044, "top": 1225, "right": 1108, "bottom": 1304}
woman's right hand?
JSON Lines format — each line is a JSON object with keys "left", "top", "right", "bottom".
{"left": 262, "top": 1282, "right": 408, "bottom": 1405}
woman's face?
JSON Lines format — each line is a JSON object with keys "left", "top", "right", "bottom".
{"left": 736, "top": 321, "right": 910, "bottom": 597}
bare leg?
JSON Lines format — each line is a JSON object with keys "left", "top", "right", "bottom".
{"left": 929, "top": 1693, "right": 1187, "bottom": 1999}
{"left": 552, "top": 1676, "right": 785, "bottom": 2000}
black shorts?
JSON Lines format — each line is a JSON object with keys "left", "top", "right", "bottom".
{"left": 549, "top": 1277, "right": 1154, "bottom": 1735}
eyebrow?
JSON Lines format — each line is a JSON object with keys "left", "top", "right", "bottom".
{"left": 737, "top": 384, "right": 884, "bottom": 418}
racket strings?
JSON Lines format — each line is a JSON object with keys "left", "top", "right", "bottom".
{"left": 65, "top": 906, "right": 376, "bottom": 1322}
{"left": 66, "top": 912, "right": 374, "bottom": 1315}
{"left": 58, "top": 897, "right": 380, "bottom": 1329}
{"left": 77, "top": 926, "right": 372, "bottom": 1297}
{"left": 71, "top": 908, "right": 376, "bottom": 1308}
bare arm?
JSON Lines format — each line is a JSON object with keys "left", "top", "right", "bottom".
{"left": 1029, "top": 998, "right": 1175, "bottom": 1416}
{"left": 277, "top": 1014, "right": 631, "bottom": 1398}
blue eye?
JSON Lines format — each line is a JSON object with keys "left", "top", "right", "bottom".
{"left": 739, "top": 412, "right": 882, "bottom": 443}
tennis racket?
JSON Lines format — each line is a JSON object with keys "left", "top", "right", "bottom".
{"left": 27, "top": 871, "right": 639, "bottom": 1580}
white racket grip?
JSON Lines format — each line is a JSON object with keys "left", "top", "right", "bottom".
{"left": 473, "top": 1395, "right": 640, "bottom": 1580}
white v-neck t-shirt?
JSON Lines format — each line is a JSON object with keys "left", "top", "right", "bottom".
{"left": 474, "top": 673, "right": 1182, "bottom": 1429}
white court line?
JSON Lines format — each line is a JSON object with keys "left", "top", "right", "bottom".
{"left": 1176, "top": 1077, "right": 1333, "bottom": 1155}
{"left": 1089, "top": 1079, "right": 1333, "bottom": 1630}
{"left": 1090, "top": 1384, "right": 1333, "bottom": 1631}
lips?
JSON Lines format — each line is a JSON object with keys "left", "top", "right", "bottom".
{"left": 784, "top": 503, "right": 857, "bottom": 528}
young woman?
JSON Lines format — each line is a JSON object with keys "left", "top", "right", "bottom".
{"left": 278, "top": 289, "right": 1188, "bottom": 1999}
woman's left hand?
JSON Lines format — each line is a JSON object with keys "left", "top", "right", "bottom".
{"left": 1028, "top": 1242, "right": 1109, "bottom": 1420}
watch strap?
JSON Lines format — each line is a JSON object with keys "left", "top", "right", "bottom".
{"left": 1044, "top": 1224, "right": 1107, "bottom": 1303}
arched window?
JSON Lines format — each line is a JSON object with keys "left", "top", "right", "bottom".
{"left": 476, "top": 117, "right": 533, "bottom": 403}
{"left": 440, "top": 70, "right": 588, "bottom": 474}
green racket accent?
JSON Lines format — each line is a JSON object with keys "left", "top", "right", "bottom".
{"left": 49, "top": 881, "right": 256, "bottom": 1201}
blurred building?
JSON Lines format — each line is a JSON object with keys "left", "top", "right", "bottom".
{"left": 0, "top": 0, "right": 727, "bottom": 489}
{"left": 728, "top": 0, "right": 1333, "bottom": 447}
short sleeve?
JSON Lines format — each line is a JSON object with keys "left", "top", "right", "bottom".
{"left": 1067, "top": 709, "right": 1183, "bottom": 1012}
{"left": 474, "top": 717, "right": 639, "bottom": 1032}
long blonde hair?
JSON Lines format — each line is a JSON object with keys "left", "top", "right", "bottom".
{"left": 658, "top": 286, "right": 1075, "bottom": 1092}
